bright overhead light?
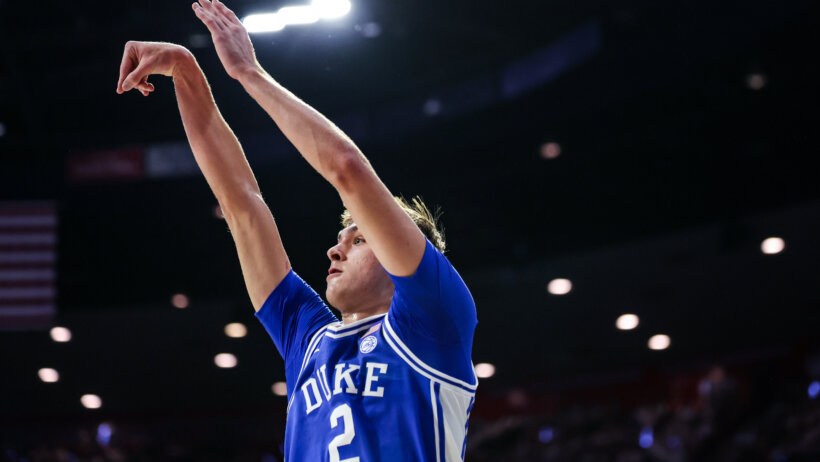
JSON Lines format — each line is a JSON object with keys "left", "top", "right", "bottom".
{"left": 312, "top": 0, "right": 351, "bottom": 19}
{"left": 761, "top": 237, "right": 785, "bottom": 255}
{"left": 81, "top": 394, "right": 102, "bottom": 409}
{"left": 244, "top": 0, "right": 351, "bottom": 34}
{"left": 616, "top": 314, "right": 640, "bottom": 330}
{"left": 475, "top": 362, "right": 495, "bottom": 379}
{"left": 38, "top": 368, "right": 60, "bottom": 383}
{"left": 277, "top": 5, "right": 320, "bottom": 25}
{"left": 224, "top": 322, "right": 247, "bottom": 338}
{"left": 272, "top": 381, "right": 288, "bottom": 396}
{"left": 547, "top": 278, "right": 572, "bottom": 295}
{"left": 648, "top": 334, "right": 670, "bottom": 351}
{"left": 243, "top": 13, "right": 285, "bottom": 33}
{"left": 50, "top": 326, "right": 72, "bottom": 342}
{"left": 214, "top": 353, "right": 238, "bottom": 368}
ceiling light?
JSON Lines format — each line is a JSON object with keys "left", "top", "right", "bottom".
{"left": 224, "top": 322, "right": 247, "bottom": 338}
{"left": 172, "top": 294, "right": 189, "bottom": 309}
{"left": 746, "top": 73, "right": 766, "bottom": 90}
{"left": 38, "top": 368, "right": 59, "bottom": 383}
{"left": 761, "top": 237, "right": 785, "bottom": 255}
{"left": 81, "top": 394, "right": 102, "bottom": 409}
{"left": 215, "top": 353, "right": 238, "bottom": 368}
{"left": 616, "top": 314, "right": 640, "bottom": 330}
{"left": 547, "top": 278, "right": 572, "bottom": 295}
{"left": 50, "top": 326, "right": 72, "bottom": 342}
{"left": 475, "top": 362, "right": 495, "bottom": 378}
{"left": 648, "top": 334, "right": 670, "bottom": 350}
{"left": 272, "top": 381, "right": 288, "bottom": 396}
{"left": 540, "top": 142, "right": 561, "bottom": 159}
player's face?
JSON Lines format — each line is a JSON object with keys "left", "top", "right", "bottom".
{"left": 325, "top": 224, "right": 394, "bottom": 313}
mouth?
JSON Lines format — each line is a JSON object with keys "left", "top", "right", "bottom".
{"left": 327, "top": 268, "right": 342, "bottom": 278}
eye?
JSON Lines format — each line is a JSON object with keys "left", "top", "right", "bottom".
{"left": 353, "top": 236, "right": 365, "bottom": 245}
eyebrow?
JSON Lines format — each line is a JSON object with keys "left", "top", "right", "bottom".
{"left": 337, "top": 225, "right": 359, "bottom": 242}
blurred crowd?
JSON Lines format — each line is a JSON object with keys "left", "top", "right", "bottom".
{"left": 1, "top": 425, "right": 279, "bottom": 462}
{"left": 3, "top": 366, "right": 819, "bottom": 462}
{"left": 468, "top": 367, "right": 820, "bottom": 462}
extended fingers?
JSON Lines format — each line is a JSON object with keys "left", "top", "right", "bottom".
{"left": 212, "top": 0, "right": 242, "bottom": 25}
{"left": 193, "top": 1, "right": 228, "bottom": 30}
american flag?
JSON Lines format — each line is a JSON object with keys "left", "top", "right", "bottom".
{"left": 0, "top": 201, "right": 57, "bottom": 330}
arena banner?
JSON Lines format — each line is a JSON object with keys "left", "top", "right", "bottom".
{"left": 67, "top": 147, "right": 145, "bottom": 183}
{"left": 0, "top": 201, "right": 57, "bottom": 330}
{"left": 144, "top": 142, "right": 201, "bottom": 179}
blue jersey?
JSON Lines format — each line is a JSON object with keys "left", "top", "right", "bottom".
{"left": 256, "top": 239, "right": 478, "bottom": 461}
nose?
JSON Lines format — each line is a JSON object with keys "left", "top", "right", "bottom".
{"left": 327, "top": 243, "right": 345, "bottom": 261}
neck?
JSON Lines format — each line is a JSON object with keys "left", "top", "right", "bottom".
{"left": 340, "top": 302, "right": 390, "bottom": 325}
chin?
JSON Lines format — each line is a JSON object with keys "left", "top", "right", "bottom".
{"left": 325, "top": 285, "right": 342, "bottom": 310}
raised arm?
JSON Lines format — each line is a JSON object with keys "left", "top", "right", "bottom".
{"left": 116, "top": 41, "right": 291, "bottom": 310}
{"left": 194, "top": 0, "right": 426, "bottom": 277}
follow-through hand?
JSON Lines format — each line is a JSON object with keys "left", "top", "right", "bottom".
{"left": 192, "top": 0, "right": 259, "bottom": 80}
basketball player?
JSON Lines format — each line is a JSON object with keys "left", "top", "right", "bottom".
{"left": 116, "top": 1, "right": 477, "bottom": 459}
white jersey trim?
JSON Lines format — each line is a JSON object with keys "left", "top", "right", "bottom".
{"left": 382, "top": 323, "right": 475, "bottom": 397}
{"left": 298, "top": 324, "right": 333, "bottom": 375}
{"left": 383, "top": 316, "right": 478, "bottom": 391}
{"left": 287, "top": 322, "right": 334, "bottom": 413}
{"left": 431, "top": 381, "right": 441, "bottom": 462}
{"left": 324, "top": 316, "right": 385, "bottom": 339}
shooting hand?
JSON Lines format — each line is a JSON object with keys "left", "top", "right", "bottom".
{"left": 116, "top": 41, "right": 191, "bottom": 95}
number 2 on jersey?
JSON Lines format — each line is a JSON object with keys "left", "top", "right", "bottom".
{"left": 329, "top": 404, "right": 359, "bottom": 462}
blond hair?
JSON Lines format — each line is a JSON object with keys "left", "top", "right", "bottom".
{"left": 340, "top": 196, "right": 446, "bottom": 252}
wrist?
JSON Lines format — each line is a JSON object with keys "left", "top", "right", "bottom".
{"left": 170, "top": 47, "right": 197, "bottom": 78}
{"left": 235, "top": 63, "right": 268, "bottom": 86}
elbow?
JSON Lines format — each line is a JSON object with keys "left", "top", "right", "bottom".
{"left": 329, "top": 149, "right": 370, "bottom": 192}
{"left": 217, "top": 188, "right": 265, "bottom": 223}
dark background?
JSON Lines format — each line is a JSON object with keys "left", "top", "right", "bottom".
{"left": 1, "top": 0, "right": 819, "bottom": 459}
